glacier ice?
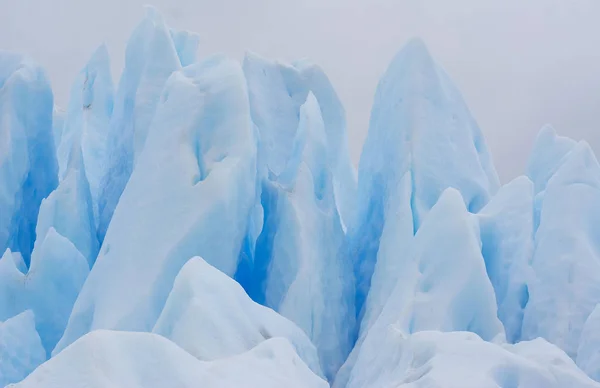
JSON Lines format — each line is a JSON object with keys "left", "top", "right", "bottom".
{"left": 342, "top": 330, "right": 600, "bottom": 387}
{"left": 522, "top": 140, "right": 600, "bottom": 359}
{"left": 57, "top": 44, "right": 113, "bottom": 229}
{"left": 241, "top": 53, "right": 354, "bottom": 379}
{"left": 335, "top": 188, "right": 504, "bottom": 388}
{"left": 36, "top": 143, "right": 98, "bottom": 267}
{"left": 97, "top": 6, "right": 182, "bottom": 241}
{"left": 55, "top": 55, "right": 258, "bottom": 354}
{"left": 0, "top": 52, "right": 58, "bottom": 265}
{"left": 153, "top": 256, "right": 323, "bottom": 377}
{"left": 476, "top": 175, "right": 535, "bottom": 343}
{"left": 0, "top": 228, "right": 89, "bottom": 355}
{"left": 12, "top": 331, "right": 328, "bottom": 388}
{"left": 0, "top": 311, "right": 45, "bottom": 387}
{"left": 577, "top": 304, "right": 600, "bottom": 381}
{"left": 347, "top": 38, "right": 500, "bottom": 345}
{"left": 2, "top": 7, "right": 600, "bottom": 387}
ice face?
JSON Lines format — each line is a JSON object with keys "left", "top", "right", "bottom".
{"left": 477, "top": 176, "right": 535, "bottom": 343}
{"left": 153, "top": 257, "right": 322, "bottom": 377}
{"left": 36, "top": 143, "right": 98, "bottom": 267}
{"left": 0, "top": 311, "right": 46, "bottom": 387}
{"left": 577, "top": 305, "right": 600, "bottom": 381}
{"left": 13, "top": 331, "right": 328, "bottom": 388}
{"left": 0, "top": 228, "right": 89, "bottom": 356}
{"left": 96, "top": 6, "right": 182, "bottom": 242}
{"left": 0, "top": 52, "right": 58, "bottom": 265}
{"left": 240, "top": 53, "right": 354, "bottom": 379}
{"left": 55, "top": 56, "right": 258, "bottom": 354}
{"left": 170, "top": 28, "right": 200, "bottom": 67}
{"left": 522, "top": 141, "right": 600, "bottom": 359}
{"left": 342, "top": 330, "right": 600, "bottom": 388}
{"left": 336, "top": 188, "right": 504, "bottom": 388}
{"left": 348, "top": 38, "right": 499, "bottom": 338}
{"left": 57, "top": 44, "right": 113, "bottom": 229}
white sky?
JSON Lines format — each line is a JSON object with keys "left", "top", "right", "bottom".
{"left": 1, "top": 0, "right": 599, "bottom": 181}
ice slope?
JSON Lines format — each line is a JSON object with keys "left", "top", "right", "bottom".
{"left": 294, "top": 60, "right": 357, "bottom": 229}
{"left": 522, "top": 141, "right": 600, "bottom": 359}
{"left": 57, "top": 45, "right": 113, "bottom": 228}
{"left": 577, "top": 305, "right": 600, "bottom": 381}
{"left": 0, "top": 311, "right": 46, "bottom": 387}
{"left": 153, "top": 257, "right": 322, "bottom": 377}
{"left": 55, "top": 56, "right": 258, "bottom": 354}
{"left": 97, "top": 6, "right": 182, "bottom": 241}
{"left": 343, "top": 330, "right": 600, "bottom": 388}
{"left": 0, "top": 229, "right": 89, "bottom": 355}
{"left": 35, "top": 144, "right": 98, "bottom": 267}
{"left": 477, "top": 176, "right": 535, "bottom": 343}
{"left": 335, "top": 188, "right": 504, "bottom": 388}
{"left": 241, "top": 53, "right": 354, "bottom": 379}
{"left": 51, "top": 107, "right": 65, "bottom": 150}
{"left": 0, "top": 52, "right": 58, "bottom": 265}
{"left": 170, "top": 28, "right": 200, "bottom": 67}
{"left": 527, "top": 125, "right": 577, "bottom": 194}
{"left": 13, "top": 331, "right": 328, "bottom": 388}
{"left": 348, "top": 38, "right": 500, "bottom": 337}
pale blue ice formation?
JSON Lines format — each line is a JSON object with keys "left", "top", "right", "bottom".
{"left": 0, "top": 53, "right": 58, "bottom": 265}
{"left": 577, "top": 305, "right": 600, "bottom": 381}
{"left": 57, "top": 44, "right": 113, "bottom": 229}
{"left": 347, "top": 38, "right": 500, "bottom": 346}
{"left": 240, "top": 53, "right": 354, "bottom": 380}
{"left": 153, "top": 257, "right": 322, "bottom": 377}
{"left": 97, "top": 6, "right": 182, "bottom": 241}
{"left": 3, "top": 8, "right": 600, "bottom": 387}
{"left": 13, "top": 331, "right": 328, "bottom": 388}
{"left": 55, "top": 56, "right": 258, "bottom": 354}
{"left": 0, "top": 228, "right": 89, "bottom": 356}
{"left": 522, "top": 140, "right": 600, "bottom": 359}
{"left": 477, "top": 176, "right": 535, "bottom": 343}
{"left": 0, "top": 311, "right": 45, "bottom": 387}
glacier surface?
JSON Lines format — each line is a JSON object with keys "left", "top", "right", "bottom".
{"left": 1, "top": 7, "right": 600, "bottom": 388}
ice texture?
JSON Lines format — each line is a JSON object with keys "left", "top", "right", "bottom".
{"left": 0, "top": 311, "right": 45, "bottom": 387}
{"left": 577, "top": 305, "right": 600, "bottom": 381}
{"left": 348, "top": 38, "right": 500, "bottom": 343}
{"left": 522, "top": 140, "right": 600, "bottom": 359}
{"left": 57, "top": 44, "right": 113, "bottom": 229}
{"left": 477, "top": 176, "right": 535, "bottom": 343}
{"left": 0, "top": 52, "right": 58, "bottom": 265}
{"left": 0, "top": 228, "right": 89, "bottom": 355}
{"left": 335, "top": 188, "right": 504, "bottom": 388}
{"left": 97, "top": 6, "right": 182, "bottom": 241}
{"left": 153, "top": 257, "right": 322, "bottom": 377}
{"left": 55, "top": 55, "right": 258, "bottom": 354}
{"left": 241, "top": 53, "right": 354, "bottom": 379}
{"left": 13, "top": 331, "right": 328, "bottom": 388}
{"left": 342, "top": 330, "right": 600, "bottom": 388}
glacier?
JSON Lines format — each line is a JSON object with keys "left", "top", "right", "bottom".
{"left": 1, "top": 6, "right": 600, "bottom": 388}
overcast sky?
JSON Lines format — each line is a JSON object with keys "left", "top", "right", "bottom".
{"left": 2, "top": 0, "right": 599, "bottom": 181}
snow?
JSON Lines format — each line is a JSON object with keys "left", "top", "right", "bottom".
{"left": 55, "top": 55, "right": 258, "bottom": 354}
{"left": 12, "top": 331, "right": 328, "bottom": 388}
{"left": 153, "top": 257, "right": 323, "bottom": 377}
{"left": 342, "top": 330, "right": 600, "bottom": 387}
{"left": 0, "top": 52, "right": 58, "bottom": 265}
{"left": 0, "top": 311, "right": 45, "bottom": 387}
{"left": 57, "top": 44, "right": 113, "bottom": 229}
